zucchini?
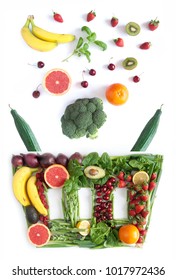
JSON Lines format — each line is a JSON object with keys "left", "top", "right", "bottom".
{"left": 131, "top": 105, "right": 163, "bottom": 151}
{"left": 10, "top": 106, "right": 41, "bottom": 152}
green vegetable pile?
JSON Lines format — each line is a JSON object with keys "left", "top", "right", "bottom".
{"left": 61, "top": 97, "right": 107, "bottom": 139}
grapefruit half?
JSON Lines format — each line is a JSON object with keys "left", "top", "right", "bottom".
{"left": 44, "top": 164, "right": 69, "bottom": 188}
{"left": 42, "top": 68, "right": 72, "bottom": 95}
{"left": 27, "top": 223, "right": 51, "bottom": 247}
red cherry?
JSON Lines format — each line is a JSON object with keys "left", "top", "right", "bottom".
{"left": 89, "top": 69, "right": 96, "bottom": 76}
{"left": 81, "top": 81, "right": 88, "bottom": 88}
{"left": 37, "top": 61, "right": 45, "bottom": 68}
{"left": 108, "top": 63, "right": 115, "bottom": 70}
{"left": 133, "top": 75, "right": 140, "bottom": 83}
{"left": 32, "top": 90, "right": 40, "bottom": 98}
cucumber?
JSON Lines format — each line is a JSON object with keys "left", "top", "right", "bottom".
{"left": 10, "top": 106, "right": 41, "bottom": 152}
{"left": 131, "top": 105, "right": 163, "bottom": 151}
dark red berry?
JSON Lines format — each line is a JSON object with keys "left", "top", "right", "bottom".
{"left": 89, "top": 69, "right": 96, "bottom": 76}
{"left": 81, "top": 81, "right": 88, "bottom": 88}
{"left": 32, "top": 90, "right": 40, "bottom": 98}
{"left": 37, "top": 61, "right": 45, "bottom": 68}
{"left": 133, "top": 75, "right": 140, "bottom": 83}
{"left": 108, "top": 63, "right": 115, "bottom": 70}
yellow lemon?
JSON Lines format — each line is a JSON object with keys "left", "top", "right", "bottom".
{"left": 76, "top": 220, "right": 91, "bottom": 236}
{"left": 132, "top": 171, "right": 149, "bottom": 185}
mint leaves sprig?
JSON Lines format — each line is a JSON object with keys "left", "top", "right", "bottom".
{"left": 62, "top": 26, "right": 107, "bottom": 62}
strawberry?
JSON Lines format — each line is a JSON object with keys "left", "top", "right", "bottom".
{"left": 141, "top": 209, "right": 149, "bottom": 218}
{"left": 140, "top": 194, "right": 149, "bottom": 202}
{"left": 151, "top": 172, "right": 157, "bottom": 180}
{"left": 135, "top": 204, "right": 145, "bottom": 214}
{"left": 53, "top": 12, "right": 63, "bottom": 22}
{"left": 118, "top": 180, "right": 126, "bottom": 188}
{"left": 114, "top": 38, "right": 124, "bottom": 47}
{"left": 87, "top": 10, "right": 96, "bottom": 22}
{"left": 129, "top": 209, "right": 136, "bottom": 217}
{"left": 140, "top": 42, "right": 151, "bottom": 50}
{"left": 142, "top": 183, "right": 149, "bottom": 191}
{"left": 129, "top": 190, "right": 137, "bottom": 201}
{"left": 137, "top": 236, "right": 144, "bottom": 244}
{"left": 125, "top": 174, "right": 132, "bottom": 182}
{"left": 148, "top": 18, "right": 159, "bottom": 31}
{"left": 129, "top": 198, "right": 141, "bottom": 206}
{"left": 140, "top": 229, "right": 147, "bottom": 236}
{"left": 111, "top": 17, "right": 118, "bottom": 27}
{"left": 117, "top": 171, "right": 125, "bottom": 180}
{"left": 149, "top": 181, "right": 156, "bottom": 191}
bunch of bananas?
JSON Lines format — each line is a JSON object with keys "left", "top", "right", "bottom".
{"left": 21, "top": 15, "right": 75, "bottom": 52}
{"left": 12, "top": 166, "right": 48, "bottom": 216}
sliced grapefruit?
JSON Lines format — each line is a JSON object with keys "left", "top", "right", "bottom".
{"left": 27, "top": 223, "right": 51, "bottom": 247}
{"left": 44, "top": 164, "right": 69, "bottom": 188}
{"left": 42, "top": 68, "right": 72, "bottom": 95}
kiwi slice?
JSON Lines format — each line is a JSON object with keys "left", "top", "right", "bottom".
{"left": 122, "top": 57, "right": 138, "bottom": 70}
{"left": 125, "top": 22, "right": 141, "bottom": 36}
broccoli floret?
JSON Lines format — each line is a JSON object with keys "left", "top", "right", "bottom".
{"left": 61, "top": 117, "right": 77, "bottom": 139}
{"left": 92, "top": 110, "right": 107, "bottom": 128}
{"left": 61, "top": 97, "right": 107, "bottom": 139}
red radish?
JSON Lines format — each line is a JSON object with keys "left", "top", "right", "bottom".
{"left": 87, "top": 10, "right": 96, "bottom": 22}
{"left": 140, "top": 42, "right": 151, "bottom": 49}
{"left": 111, "top": 17, "right": 118, "bottom": 27}
{"left": 114, "top": 38, "right": 124, "bottom": 47}
{"left": 53, "top": 12, "right": 63, "bottom": 22}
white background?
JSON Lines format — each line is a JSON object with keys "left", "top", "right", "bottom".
{"left": 1, "top": 0, "right": 175, "bottom": 279}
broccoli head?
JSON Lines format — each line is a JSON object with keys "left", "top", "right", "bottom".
{"left": 61, "top": 97, "right": 107, "bottom": 139}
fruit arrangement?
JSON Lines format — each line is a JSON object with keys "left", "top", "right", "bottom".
{"left": 11, "top": 152, "right": 163, "bottom": 248}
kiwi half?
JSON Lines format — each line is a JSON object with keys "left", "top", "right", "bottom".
{"left": 122, "top": 57, "right": 138, "bottom": 70}
{"left": 125, "top": 22, "right": 141, "bottom": 36}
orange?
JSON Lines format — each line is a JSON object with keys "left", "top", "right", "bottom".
{"left": 118, "top": 224, "right": 139, "bottom": 244}
{"left": 105, "top": 83, "right": 129, "bottom": 105}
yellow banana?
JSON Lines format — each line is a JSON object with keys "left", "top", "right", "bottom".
{"left": 30, "top": 17, "right": 75, "bottom": 43}
{"left": 27, "top": 176, "right": 48, "bottom": 216}
{"left": 12, "top": 166, "right": 37, "bottom": 206}
{"left": 21, "top": 17, "right": 58, "bottom": 52}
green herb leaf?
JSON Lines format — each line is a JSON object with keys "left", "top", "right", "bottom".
{"left": 94, "top": 40, "right": 107, "bottom": 51}
{"left": 81, "top": 26, "right": 92, "bottom": 35}
{"left": 76, "top": 37, "right": 84, "bottom": 49}
{"left": 87, "top": 32, "right": 97, "bottom": 42}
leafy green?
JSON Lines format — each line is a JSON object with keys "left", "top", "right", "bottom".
{"left": 90, "top": 222, "right": 110, "bottom": 245}
{"left": 104, "top": 229, "right": 119, "bottom": 247}
{"left": 82, "top": 152, "right": 100, "bottom": 167}
{"left": 99, "top": 152, "right": 112, "bottom": 170}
